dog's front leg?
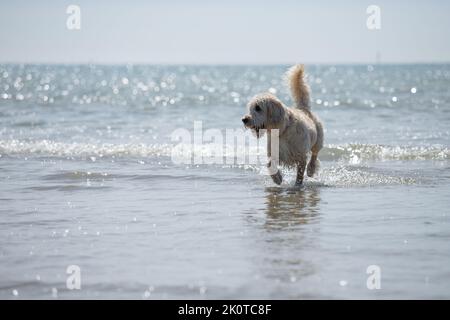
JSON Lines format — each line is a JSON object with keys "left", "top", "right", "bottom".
{"left": 267, "top": 160, "right": 282, "bottom": 185}
{"left": 267, "top": 130, "right": 282, "bottom": 185}
{"left": 295, "top": 159, "right": 307, "bottom": 186}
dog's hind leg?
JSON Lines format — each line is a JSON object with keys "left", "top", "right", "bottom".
{"left": 295, "top": 157, "right": 307, "bottom": 186}
{"left": 307, "top": 152, "right": 320, "bottom": 177}
{"left": 307, "top": 120, "right": 323, "bottom": 177}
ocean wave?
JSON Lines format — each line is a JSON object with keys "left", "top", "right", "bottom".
{"left": 0, "top": 139, "right": 448, "bottom": 162}
{"left": 0, "top": 139, "right": 421, "bottom": 187}
{"left": 322, "top": 143, "right": 450, "bottom": 161}
{"left": 0, "top": 139, "right": 173, "bottom": 159}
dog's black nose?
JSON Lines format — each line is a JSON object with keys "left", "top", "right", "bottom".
{"left": 242, "top": 116, "right": 249, "bottom": 124}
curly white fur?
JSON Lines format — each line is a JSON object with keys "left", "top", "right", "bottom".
{"left": 242, "top": 64, "right": 324, "bottom": 186}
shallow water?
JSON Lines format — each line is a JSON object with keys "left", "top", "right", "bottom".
{"left": 1, "top": 64, "right": 449, "bottom": 299}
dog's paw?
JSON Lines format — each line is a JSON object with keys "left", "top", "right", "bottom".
{"left": 306, "top": 164, "right": 315, "bottom": 177}
{"left": 307, "top": 158, "right": 320, "bottom": 177}
{"left": 270, "top": 171, "right": 283, "bottom": 185}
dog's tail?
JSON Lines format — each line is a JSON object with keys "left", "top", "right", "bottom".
{"left": 286, "top": 64, "right": 311, "bottom": 110}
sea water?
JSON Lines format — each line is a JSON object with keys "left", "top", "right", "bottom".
{"left": 0, "top": 64, "right": 449, "bottom": 299}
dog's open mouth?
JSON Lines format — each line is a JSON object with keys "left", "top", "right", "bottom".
{"left": 255, "top": 128, "right": 260, "bottom": 138}
{"left": 245, "top": 124, "right": 265, "bottom": 138}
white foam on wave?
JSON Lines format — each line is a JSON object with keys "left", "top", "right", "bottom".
{"left": 0, "top": 139, "right": 448, "bottom": 162}
{"left": 321, "top": 143, "right": 449, "bottom": 161}
{"left": 0, "top": 139, "right": 173, "bottom": 159}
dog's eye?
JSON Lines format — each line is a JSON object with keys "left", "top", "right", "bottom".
{"left": 255, "top": 105, "right": 261, "bottom": 112}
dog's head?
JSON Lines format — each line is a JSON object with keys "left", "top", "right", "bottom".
{"left": 242, "top": 93, "right": 286, "bottom": 138}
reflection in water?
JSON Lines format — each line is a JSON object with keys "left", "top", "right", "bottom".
{"left": 264, "top": 186, "right": 321, "bottom": 230}
{"left": 244, "top": 187, "right": 323, "bottom": 297}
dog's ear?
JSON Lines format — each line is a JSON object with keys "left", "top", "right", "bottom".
{"left": 268, "top": 100, "right": 285, "bottom": 126}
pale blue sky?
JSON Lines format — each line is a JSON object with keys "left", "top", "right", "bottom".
{"left": 0, "top": 0, "right": 449, "bottom": 64}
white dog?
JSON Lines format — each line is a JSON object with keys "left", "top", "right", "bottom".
{"left": 242, "top": 64, "right": 324, "bottom": 186}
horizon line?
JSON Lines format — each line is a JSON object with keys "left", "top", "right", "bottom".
{"left": 2, "top": 61, "right": 450, "bottom": 67}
